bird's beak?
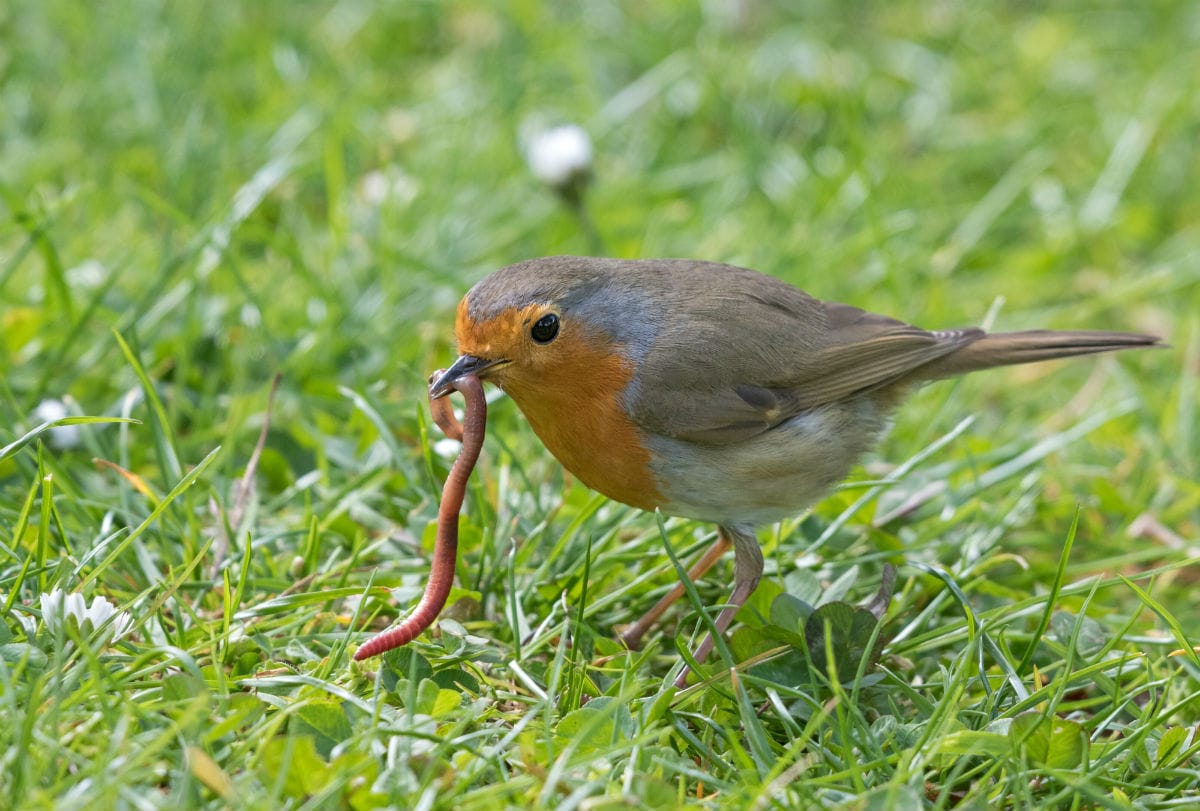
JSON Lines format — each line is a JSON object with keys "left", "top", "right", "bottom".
{"left": 429, "top": 354, "right": 505, "bottom": 398}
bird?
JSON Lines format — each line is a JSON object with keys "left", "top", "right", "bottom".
{"left": 430, "top": 255, "right": 1159, "bottom": 683}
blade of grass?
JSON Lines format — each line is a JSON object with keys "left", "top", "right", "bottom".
{"left": 77, "top": 446, "right": 222, "bottom": 587}
{"left": 112, "top": 329, "right": 183, "bottom": 481}
{"left": 1015, "top": 509, "right": 1079, "bottom": 677}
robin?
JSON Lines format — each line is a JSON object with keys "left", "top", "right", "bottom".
{"left": 430, "top": 256, "right": 1159, "bottom": 683}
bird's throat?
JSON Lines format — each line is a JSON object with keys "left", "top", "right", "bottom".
{"left": 501, "top": 335, "right": 664, "bottom": 512}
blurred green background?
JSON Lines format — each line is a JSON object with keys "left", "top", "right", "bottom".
{"left": 1, "top": 1, "right": 1198, "bottom": 807}
{"left": 4, "top": 1, "right": 1196, "bottom": 403}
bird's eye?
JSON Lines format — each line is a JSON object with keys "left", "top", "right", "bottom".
{"left": 530, "top": 313, "right": 560, "bottom": 344}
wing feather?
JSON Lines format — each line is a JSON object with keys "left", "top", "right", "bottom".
{"left": 626, "top": 271, "right": 980, "bottom": 444}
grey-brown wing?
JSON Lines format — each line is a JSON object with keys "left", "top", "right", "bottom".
{"left": 628, "top": 294, "right": 981, "bottom": 445}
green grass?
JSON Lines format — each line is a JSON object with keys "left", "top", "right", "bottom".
{"left": 2, "top": 1, "right": 1199, "bottom": 808}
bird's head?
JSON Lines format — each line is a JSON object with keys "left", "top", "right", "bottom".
{"left": 430, "top": 256, "right": 643, "bottom": 401}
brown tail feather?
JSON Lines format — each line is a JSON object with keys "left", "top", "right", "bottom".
{"left": 918, "top": 329, "right": 1162, "bottom": 380}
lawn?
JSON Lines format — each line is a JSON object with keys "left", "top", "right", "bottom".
{"left": 2, "top": 1, "right": 1199, "bottom": 808}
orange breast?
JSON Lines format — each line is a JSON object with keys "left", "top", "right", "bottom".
{"left": 501, "top": 333, "right": 664, "bottom": 511}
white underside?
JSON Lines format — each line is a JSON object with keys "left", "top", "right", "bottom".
{"left": 644, "top": 398, "right": 890, "bottom": 526}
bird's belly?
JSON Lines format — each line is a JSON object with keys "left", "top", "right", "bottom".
{"left": 644, "top": 400, "right": 890, "bottom": 526}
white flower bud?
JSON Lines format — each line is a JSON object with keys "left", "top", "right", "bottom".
{"left": 526, "top": 125, "right": 593, "bottom": 189}
{"left": 34, "top": 399, "right": 82, "bottom": 449}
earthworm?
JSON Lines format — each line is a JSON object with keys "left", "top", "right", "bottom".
{"left": 352, "top": 373, "right": 485, "bottom": 660}
{"left": 429, "top": 385, "right": 465, "bottom": 441}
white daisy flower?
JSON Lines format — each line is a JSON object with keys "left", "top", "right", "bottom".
{"left": 39, "top": 588, "right": 134, "bottom": 648}
{"left": 33, "top": 399, "right": 82, "bottom": 449}
{"left": 525, "top": 124, "right": 593, "bottom": 189}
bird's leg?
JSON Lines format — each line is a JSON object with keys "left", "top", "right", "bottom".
{"left": 674, "top": 524, "right": 763, "bottom": 688}
{"left": 620, "top": 531, "right": 733, "bottom": 650}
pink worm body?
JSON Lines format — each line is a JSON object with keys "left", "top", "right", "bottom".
{"left": 352, "top": 374, "right": 485, "bottom": 660}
